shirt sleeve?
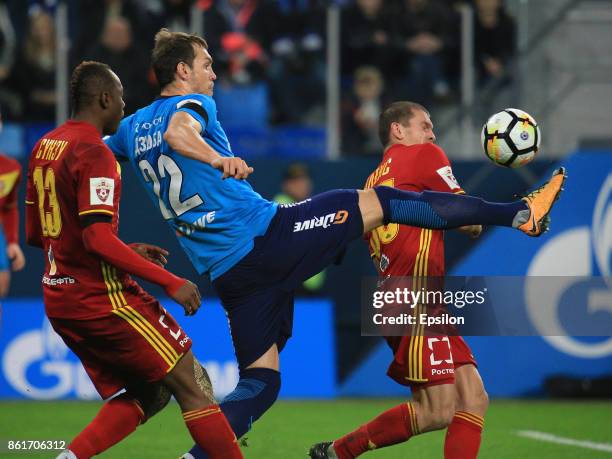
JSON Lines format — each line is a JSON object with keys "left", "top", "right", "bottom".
{"left": 175, "top": 95, "right": 215, "bottom": 133}
{"left": 414, "top": 144, "right": 464, "bottom": 193}
{"left": 76, "top": 145, "right": 120, "bottom": 218}
{"left": 104, "top": 116, "right": 130, "bottom": 161}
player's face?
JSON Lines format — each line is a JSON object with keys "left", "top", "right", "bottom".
{"left": 401, "top": 110, "right": 436, "bottom": 145}
{"left": 104, "top": 72, "right": 125, "bottom": 136}
{"left": 189, "top": 46, "right": 217, "bottom": 96}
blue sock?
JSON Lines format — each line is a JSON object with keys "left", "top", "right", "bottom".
{"left": 373, "top": 186, "right": 528, "bottom": 229}
{"left": 187, "top": 368, "right": 281, "bottom": 459}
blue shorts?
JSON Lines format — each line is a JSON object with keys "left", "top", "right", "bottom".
{"left": 0, "top": 230, "right": 8, "bottom": 271}
{"left": 213, "top": 189, "right": 363, "bottom": 369}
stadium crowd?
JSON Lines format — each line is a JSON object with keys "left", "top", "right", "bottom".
{"left": 0, "top": 0, "right": 516, "bottom": 155}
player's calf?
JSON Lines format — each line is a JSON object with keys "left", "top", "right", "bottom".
{"left": 164, "top": 350, "right": 243, "bottom": 458}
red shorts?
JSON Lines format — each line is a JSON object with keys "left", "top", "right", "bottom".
{"left": 386, "top": 335, "right": 476, "bottom": 389}
{"left": 49, "top": 300, "right": 191, "bottom": 399}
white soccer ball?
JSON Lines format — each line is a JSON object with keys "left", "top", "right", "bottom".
{"left": 481, "top": 108, "right": 541, "bottom": 168}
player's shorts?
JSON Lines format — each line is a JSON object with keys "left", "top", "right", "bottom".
{"left": 213, "top": 189, "right": 363, "bottom": 369}
{"left": 386, "top": 335, "right": 477, "bottom": 389}
{"left": 0, "top": 229, "right": 8, "bottom": 271}
{"left": 49, "top": 299, "right": 192, "bottom": 399}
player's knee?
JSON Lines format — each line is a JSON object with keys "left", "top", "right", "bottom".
{"left": 126, "top": 383, "right": 172, "bottom": 422}
{"left": 425, "top": 397, "right": 456, "bottom": 430}
{"left": 463, "top": 388, "right": 489, "bottom": 417}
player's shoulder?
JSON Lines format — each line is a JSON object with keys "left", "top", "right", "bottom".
{"left": 175, "top": 93, "right": 215, "bottom": 111}
{"left": 417, "top": 143, "right": 450, "bottom": 162}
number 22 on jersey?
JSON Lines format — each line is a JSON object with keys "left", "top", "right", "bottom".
{"left": 138, "top": 154, "right": 203, "bottom": 220}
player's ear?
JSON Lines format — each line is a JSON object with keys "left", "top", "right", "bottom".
{"left": 99, "top": 91, "right": 111, "bottom": 109}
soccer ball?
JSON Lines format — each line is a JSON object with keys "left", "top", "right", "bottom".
{"left": 481, "top": 108, "right": 541, "bottom": 168}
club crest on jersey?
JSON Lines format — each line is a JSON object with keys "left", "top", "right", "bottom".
{"left": 293, "top": 210, "right": 348, "bottom": 232}
{"left": 89, "top": 177, "right": 115, "bottom": 205}
{"left": 436, "top": 166, "right": 461, "bottom": 190}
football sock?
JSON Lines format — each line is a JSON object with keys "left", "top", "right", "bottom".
{"left": 183, "top": 405, "right": 242, "bottom": 458}
{"left": 373, "top": 186, "right": 528, "bottom": 229}
{"left": 444, "top": 411, "right": 484, "bottom": 459}
{"left": 188, "top": 368, "right": 281, "bottom": 458}
{"left": 68, "top": 394, "right": 144, "bottom": 459}
{"left": 333, "top": 402, "right": 419, "bottom": 459}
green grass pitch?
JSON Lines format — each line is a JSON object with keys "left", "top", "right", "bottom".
{"left": 1, "top": 400, "right": 610, "bottom": 458}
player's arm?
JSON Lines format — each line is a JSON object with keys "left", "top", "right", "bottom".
{"left": 164, "top": 111, "right": 253, "bottom": 179}
{"left": 81, "top": 219, "right": 201, "bottom": 315}
{"left": 2, "top": 164, "right": 25, "bottom": 269}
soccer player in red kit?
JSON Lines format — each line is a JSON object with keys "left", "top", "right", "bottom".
{"left": 310, "top": 102, "right": 488, "bottom": 459}
{"left": 25, "top": 61, "right": 242, "bottom": 459}
{"left": 0, "top": 111, "right": 26, "bottom": 297}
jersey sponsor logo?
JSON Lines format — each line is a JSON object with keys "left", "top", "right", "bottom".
{"left": 42, "top": 275, "right": 76, "bottom": 286}
{"left": 431, "top": 368, "right": 454, "bottom": 376}
{"left": 177, "top": 211, "right": 216, "bottom": 236}
{"left": 89, "top": 177, "right": 114, "bottom": 205}
{"left": 293, "top": 210, "right": 348, "bottom": 232}
{"left": 436, "top": 166, "right": 461, "bottom": 190}
{"left": 428, "top": 336, "right": 453, "bottom": 366}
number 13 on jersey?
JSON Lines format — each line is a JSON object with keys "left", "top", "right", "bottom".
{"left": 33, "top": 166, "right": 62, "bottom": 237}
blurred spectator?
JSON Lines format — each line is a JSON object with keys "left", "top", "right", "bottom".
{"left": 72, "top": 0, "right": 149, "bottom": 62}
{"left": 85, "top": 16, "right": 154, "bottom": 114}
{"left": 341, "top": 0, "right": 397, "bottom": 76}
{"left": 474, "top": 0, "right": 516, "bottom": 86}
{"left": 268, "top": 0, "right": 326, "bottom": 124}
{"left": 342, "top": 66, "right": 387, "bottom": 156}
{"left": 274, "top": 163, "right": 326, "bottom": 294}
{"left": 204, "top": 0, "right": 279, "bottom": 85}
{"left": 0, "top": 1, "right": 19, "bottom": 119}
{"left": 395, "top": 0, "right": 453, "bottom": 103}
{"left": 11, "top": 8, "right": 56, "bottom": 121}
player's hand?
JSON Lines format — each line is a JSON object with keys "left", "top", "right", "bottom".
{"left": 130, "top": 243, "right": 168, "bottom": 267}
{"left": 458, "top": 225, "right": 483, "bottom": 239}
{"left": 7, "top": 243, "right": 25, "bottom": 271}
{"left": 172, "top": 280, "right": 201, "bottom": 316}
{"left": 211, "top": 156, "right": 254, "bottom": 180}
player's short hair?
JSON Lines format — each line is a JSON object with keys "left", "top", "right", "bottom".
{"left": 152, "top": 28, "right": 208, "bottom": 89}
{"left": 69, "top": 61, "right": 116, "bottom": 114}
{"left": 378, "top": 101, "right": 429, "bottom": 147}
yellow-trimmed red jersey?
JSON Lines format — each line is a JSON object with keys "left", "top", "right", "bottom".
{"left": 364, "top": 143, "right": 464, "bottom": 277}
{"left": 26, "top": 120, "right": 140, "bottom": 319}
{"left": 0, "top": 154, "right": 21, "bottom": 244}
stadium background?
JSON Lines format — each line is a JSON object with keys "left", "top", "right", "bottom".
{"left": 0, "top": 0, "right": 610, "bottom": 457}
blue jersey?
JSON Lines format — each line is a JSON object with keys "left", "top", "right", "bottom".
{"left": 105, "top": 94, "right": 277, "bottom": 280}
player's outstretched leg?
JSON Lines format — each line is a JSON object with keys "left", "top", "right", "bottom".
{"left": 164, "top": 350, "right": 243, "bottom": 459}
{"left": 310, "top": 384, "right": 456, "bottom": 459}
{"left": 363, "top": 167, "right": 566, "bottom": 237}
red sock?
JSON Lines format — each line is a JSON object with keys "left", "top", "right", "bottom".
{"left": 333, "top": 403, "right": 418, "bottom": 459}
{"left": 183, "top": 405, "right": 243, "bottom": 459}
{"left": 444, "top": 411, "right": 484, "bottom": 459}
{"left": 69, "top": 394, "right": 144, "bottom": 459}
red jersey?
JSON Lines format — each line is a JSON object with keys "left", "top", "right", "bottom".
{"left": 0, "top": 154, "right": 22, "bottom": 244}
{"left": 26, "top": 120, "right": 141, "bottom": 319}
{"left": 364, "top": 143, "right": 464, "bottom": 277}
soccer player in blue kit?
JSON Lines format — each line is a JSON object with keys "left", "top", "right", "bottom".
{"left": 105, "top": 29, "right": 566, "bottom": 458}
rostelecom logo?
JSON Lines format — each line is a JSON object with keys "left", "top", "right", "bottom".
{"left": 293, "top": 210, "right": 348, "bottom": 232}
